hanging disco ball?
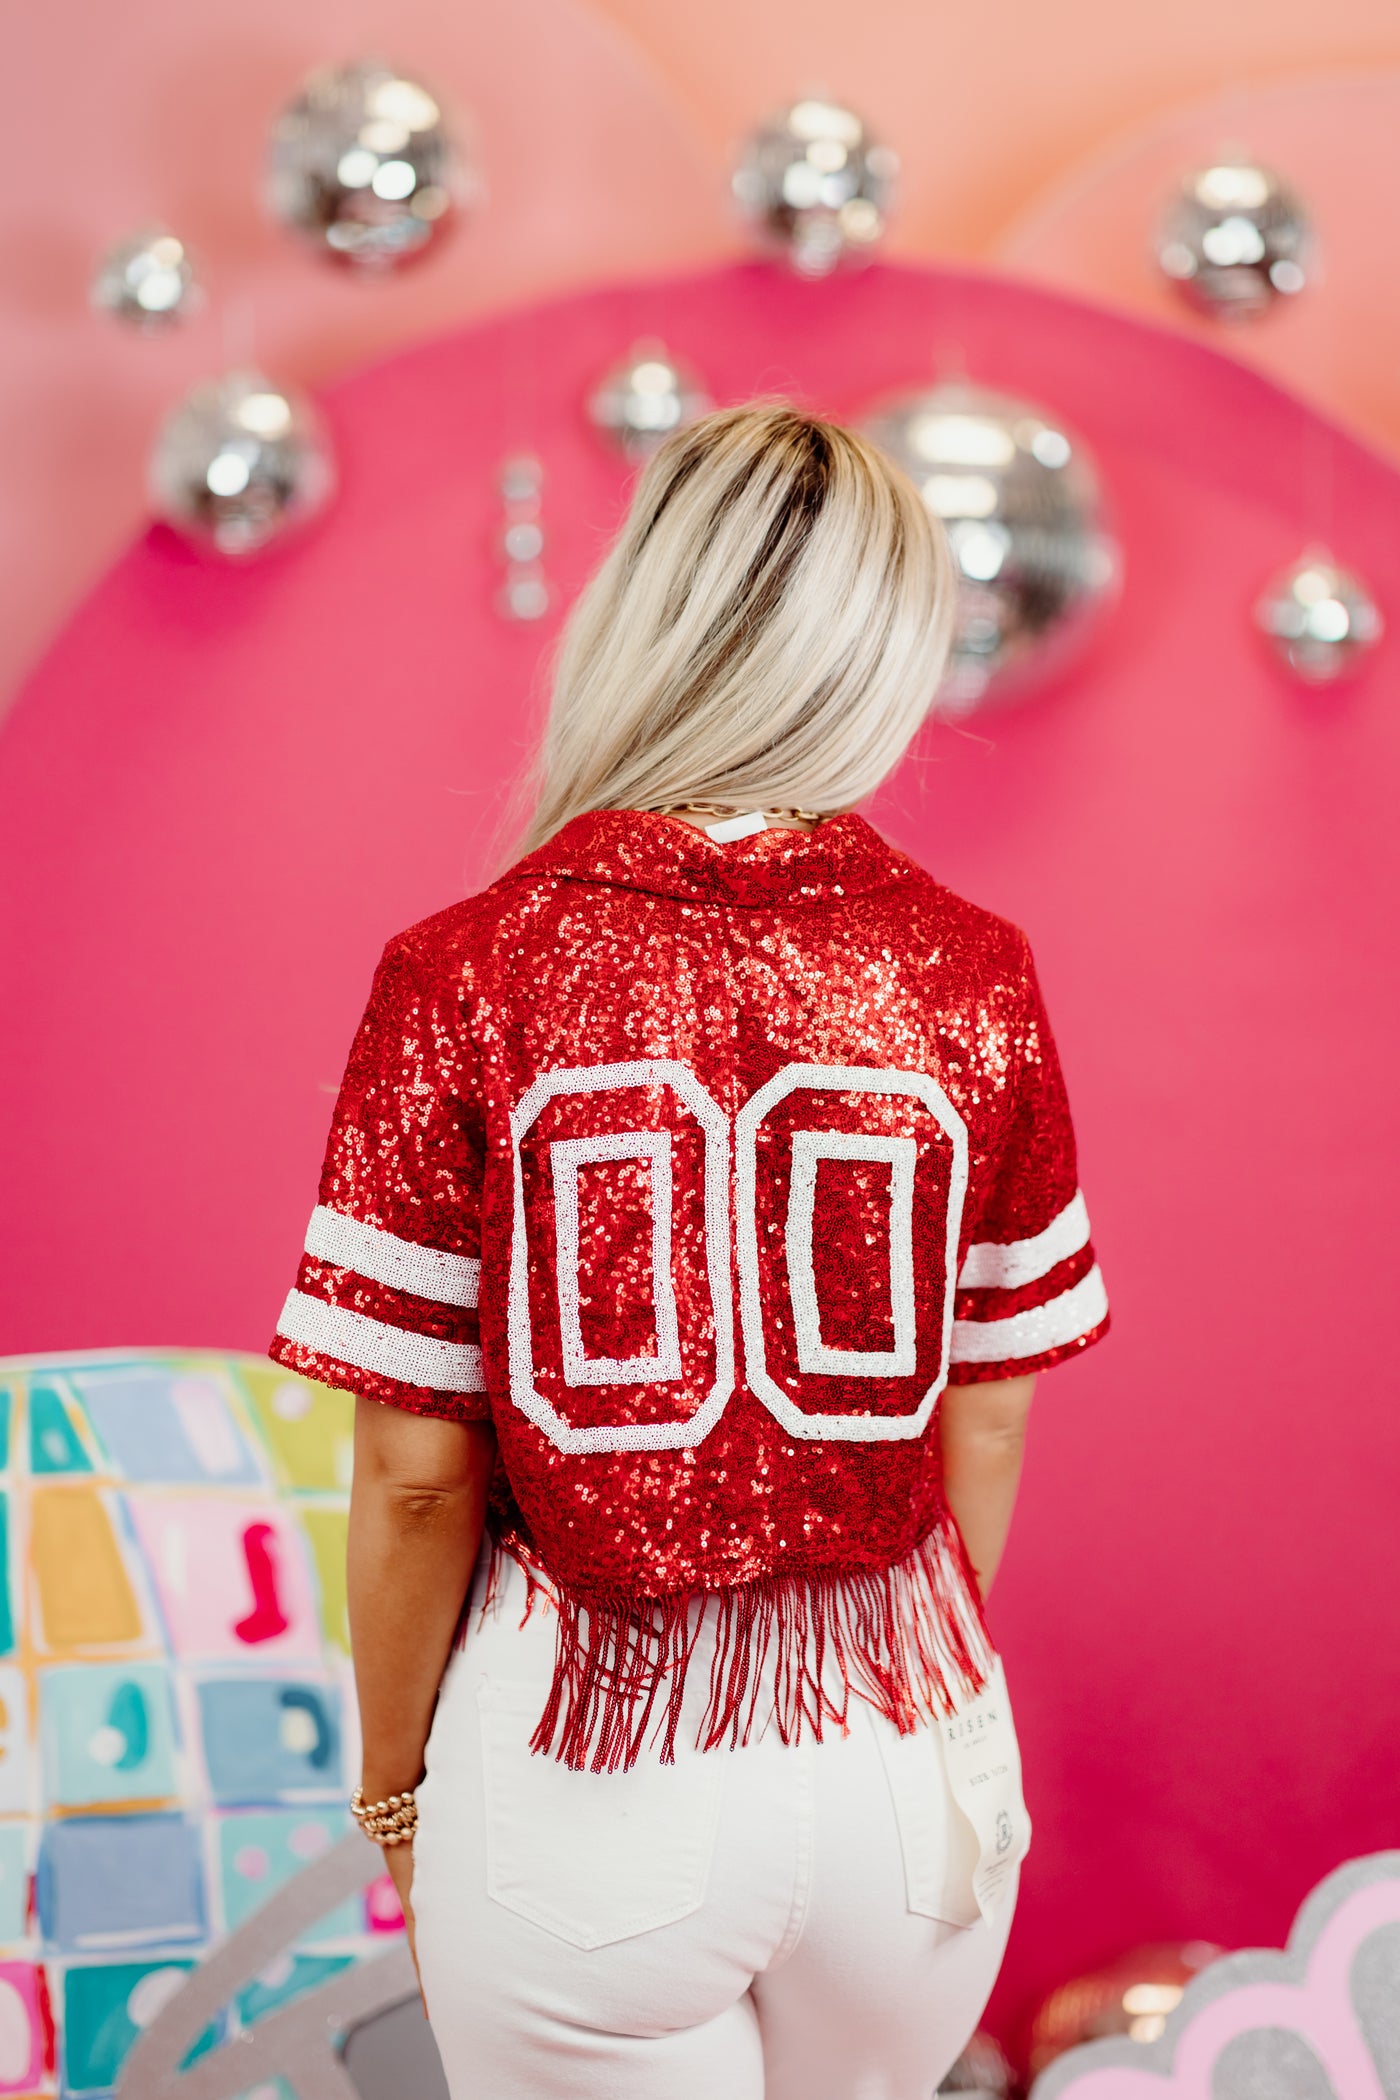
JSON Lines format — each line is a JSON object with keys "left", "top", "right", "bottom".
{"left": 147, "top": 369, "right": 336, "bottom": 558}
{"left": 90, "top": 226, "right": 204, "bottom": 330}
{"left": 1154, "top": 160, "right": 1314, "bottom": 321}
{"left": 496, "top": 455, "right": 552, "bottom": 622}
{"left": 1254, "top": 549, "right": 1383, "bottom": 683}
{"left": 936, "top": 2029, "right": 1016, "bottom": 2095}
{"left": 266, "top": 58, "right": 470, "bottom": 271}
{"left": 861, "top": 381, "right": 1120, "bottom": 714}
{"left": 733, "top": 96, "right": 897, "bottom": 277}
{"left": 1027, "top": 1942, "right": 1223, "bottom": 2080}
{"left": 587, "top": 342, "right": 712, "bottom": 460}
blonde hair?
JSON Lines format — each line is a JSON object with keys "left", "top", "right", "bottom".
{"left": 518, "top": 402, "right": 956, "bottom": 855}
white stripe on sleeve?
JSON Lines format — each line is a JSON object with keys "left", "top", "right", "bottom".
{"left": 957, "top": 1189, "right": 1091, "bottom": 1292}
{"left": 276, "top": 1290, "right": 486, "bottom": 1392}
{"left": 303, "top": 1205, "right": 480, "bottom": 1309}
{"left": 950, "top": 1264, "right": 1107, "bottom": 1365}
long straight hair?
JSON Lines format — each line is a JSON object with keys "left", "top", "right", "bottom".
{"left": 518, "top": 402, "right": 956, "bottom": 855}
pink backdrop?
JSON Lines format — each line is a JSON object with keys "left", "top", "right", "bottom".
{"left": 3, "top": 259, "right": 1398, "bottom": 2036}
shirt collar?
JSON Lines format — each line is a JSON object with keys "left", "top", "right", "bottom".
{"left": 507, "top": 807, "right": 916, "bottom": 908}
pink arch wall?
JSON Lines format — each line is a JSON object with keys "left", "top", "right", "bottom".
{"left": 4, "top": 259, "right": 1398, "bottom": 2032}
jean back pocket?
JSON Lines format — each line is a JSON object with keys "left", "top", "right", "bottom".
{"left": 477, "top": 1677, "right": 727, "bottom": 1950}
{"left": 872, "top": 1710, "right": 984, "bottom": 1929}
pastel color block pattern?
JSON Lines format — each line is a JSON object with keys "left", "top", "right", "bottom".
{"left": 238, "top": 1368, "right": 354, "bottom": 1494}
{"left": 27, "top": 1388, "right": 90, "bottom": 1477}
{"left": 30, "top": 1489, "right": 144, "bottom": 1652}
{"left": 71, "top": 1371, "right": 262, "bottom": 1488}
{"left": 60, "top": 1958, "right": 212, "bottom": 2093}
{"left": 0, "top": 1350, "right": 365, "bottom": 2096}
{"left": 0, "top": 1505, "right": 13, "bottom": 1664}
{"left": 196, "top": 1679, "right": 341, "bottom": 1804}
{"left": 127, "top": 1498, "right": 322, "bottom": 1664}
{"left": 40, "top": 1664, "right": 177, "bottom": 1809}
{"left": 236, "top": 1952, "right": 353, "bottom": 2028}
{"left": 364, "top": 1872, "right": 406, "bottom": 1936}
{"left": 299, "top": 1508, "right": 350, "bottom": 1655}
{"left": 0, "top": 1963, "right": 46, "bottom": 2092}
{"left": 0, "top": 1831, "right": 28, "bottom": 1948}
{"left": 0, "top": 1671, "right": 31, "bottom": 1819}
{"left": 38, "top": 1815, "right": 204, "bottom": 1953}
{"left": 215, "top": 1810, "right": 357, "bottom": 1940}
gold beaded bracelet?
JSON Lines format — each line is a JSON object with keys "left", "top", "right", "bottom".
{"left": 350, "top": 1785, "right": 419, "bottom": 1847}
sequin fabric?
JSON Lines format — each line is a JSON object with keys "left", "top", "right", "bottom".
{"left": 270, "top": 809, "right": 1108, "bottom": 1766}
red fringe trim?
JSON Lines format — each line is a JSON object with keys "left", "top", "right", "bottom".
{"left": 467, "top": 1514, "right": 994, "bottom": 1774}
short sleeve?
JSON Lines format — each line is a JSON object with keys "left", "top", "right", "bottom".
{"left": 269, "top": 934, "right": 490, "bottom": 1423}
{"left": 948, "top": 936, "right": 1109, "bottom": 1383}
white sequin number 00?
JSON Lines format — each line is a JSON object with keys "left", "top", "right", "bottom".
{"left": 508, "top": 1060, "right": 968, "bottom": 1455}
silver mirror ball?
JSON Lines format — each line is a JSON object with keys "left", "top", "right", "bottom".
{"left": 863, "top": 381, "right": 1120, "bottom": 713}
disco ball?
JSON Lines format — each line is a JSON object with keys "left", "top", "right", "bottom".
{"left": 1028, "top": 1942, "right": 1223, "bottom": 2079}
{"left": 587, "top": 342, "right": 712, "bottom": 460}
{"left": 90, "top": 227, "right": 203, "bottom": 330}
{"left": 1154, "top": 160, "right": 1314, "bottom": 321}
{"left": 0, "top": 1348, "right": 409, "bottom": 2100}
{"left": 266, "top": 57, "right": 469, "bottom": 271}
{"left": 937, "top": 2028, "right": 1017, "bottom": 2095}
{"left": 1254, "top": 549, "right": 1383, "bottom": 684}
{"left": 861, "top": 382, "right": 1120, "bottom": 713}
{"left": 148, "top": 369, "right": 336, "bottom": 558}
{"left": 733, "top": 96, "right": 897, "bottom": 277}
{"left": 496, "top": 454, "right": 553, "bottom": 622}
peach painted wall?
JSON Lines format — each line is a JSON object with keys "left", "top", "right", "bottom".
{"left": 994, "top": 71, "right": 1400, "bottom": 465}
{"left": 6, "top": 0, "right": 1400, "bottom": 703}
{"left": 592, "top": 0, "right": 1400, "bottom": 257}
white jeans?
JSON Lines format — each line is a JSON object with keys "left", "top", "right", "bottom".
{"left": 412, "top": 1545, "right": 1018, "bottom": 2100}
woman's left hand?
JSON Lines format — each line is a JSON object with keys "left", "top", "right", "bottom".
{"left": 382, "top": 1841, "right": 427, "bottom": 2016}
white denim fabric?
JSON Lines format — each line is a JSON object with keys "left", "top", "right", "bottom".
{"left": 411, "top": 1544, "right": 1020, "bottom": 2100}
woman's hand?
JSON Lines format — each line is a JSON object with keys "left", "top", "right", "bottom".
{"left": 381, "top": 1840, "right": 426, "bottom": 2014}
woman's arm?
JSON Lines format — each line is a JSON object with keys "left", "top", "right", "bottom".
{"left": 937, "top": 1374, "right": 1037, "bottom": 1599}
{"left": 348, "top": 1397, "right": 497, "bottom": 1978}
{"left": 349, "top": 1397, "right": 496, "bottom": 1795}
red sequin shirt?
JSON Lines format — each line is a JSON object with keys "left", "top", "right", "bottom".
{"left": 271, "top": 810, "right": 1108, "bottom": 1767}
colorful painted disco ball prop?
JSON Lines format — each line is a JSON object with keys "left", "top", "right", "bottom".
{"left": 0, "top": 1349, "right": 406, "bottom": 2099}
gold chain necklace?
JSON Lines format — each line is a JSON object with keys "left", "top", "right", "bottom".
{"left": 657, "top": 802, "right": 828, "bottom": 825}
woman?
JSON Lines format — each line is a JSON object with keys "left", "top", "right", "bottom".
{"left": 270, "top": 404, "right": 1108, "bottom": 2098}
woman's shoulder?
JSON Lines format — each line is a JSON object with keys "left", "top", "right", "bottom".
{"left": 369, "top": 887, "right": 502, "bottom": 987}
{"left": 880, "top": 841, "right": 1033, "bottom": 979}
{"left": 370, "top": 857, "right": 564, "bottom": 987}
{"left": 370, "top": 828, "right": 1037, "bottom": 1003}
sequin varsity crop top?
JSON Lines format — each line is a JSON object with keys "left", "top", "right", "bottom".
{"left": 271, "top": 809, "right": 1108, "bottom": 1768}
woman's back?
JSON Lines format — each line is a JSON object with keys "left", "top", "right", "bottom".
{"left": 276, "top": 806, "right": 1105, "bottom": 1770}
{"left": 276, "top": 403, "right": 1111, "bottom": 2097}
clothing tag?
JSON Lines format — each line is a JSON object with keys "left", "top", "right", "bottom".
{"left": 704, "top": 811, "right": 767, "bottom": 841}
{"left": 939, "top": 1659, "right": 1032, "bottom": 1924}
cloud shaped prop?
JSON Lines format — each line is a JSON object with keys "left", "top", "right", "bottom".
{"left": 1031, "top": 1852, "right": 1400, "bottom": 2100}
